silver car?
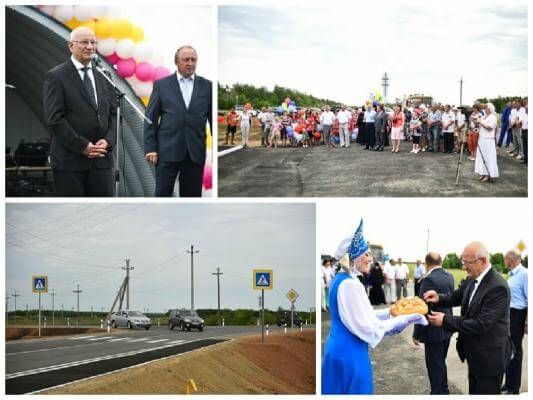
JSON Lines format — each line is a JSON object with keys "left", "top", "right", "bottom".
{"left": 110, "top": 310, "right": 151, "bottom": 330}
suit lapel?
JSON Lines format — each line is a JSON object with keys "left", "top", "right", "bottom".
{"left": 188, "top": 76, "right": 200, "bottom": 109}
{"left": 94, "top": 70, "right": 105, "bottom": 111}
{"left": 67, "top": 60, "right": 97, "bottom": 111}
{"left": 461, "top": 279, "right": 476, "bottom": 315}
{"left": 465, "top": 268, "right": 492, "bottom": 316}
{"left": 171, "top": 73, "right": 188, "bottom": 110}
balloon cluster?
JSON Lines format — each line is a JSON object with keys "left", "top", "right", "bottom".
{"left": 277, "top": 97, "right": 296, "bottom": 114}
{"left": 366, "top": 90, "right": 384, "bottom": 108}
{"left": 37, "top": 5, "right": 172, "bottom": 106}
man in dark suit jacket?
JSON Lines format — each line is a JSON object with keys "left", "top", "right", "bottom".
{"left": 144, "top": 46, "right": 212, "bottom": 197}
{"left": 425, "top": 242, "right": 513, "bottom": 395}
{"left": 413, "top": 252, "right": 455, "bottom": 394}
{"left": 43, "top": 27, "right": 116, "bottom": 196}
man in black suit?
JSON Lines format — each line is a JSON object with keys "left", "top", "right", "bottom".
{"left": 43, "top": 27, "right": 116, "bottom": 196}
{"left": 144, "top": 46, "right": 212, "bottom": 197}
{"left": 425, "top": 241, "right": 513, "bottom": 395}
{"left": 413, "top": 252, "right": 455, "bottom": 394}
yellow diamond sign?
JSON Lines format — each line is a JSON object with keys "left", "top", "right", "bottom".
{"left": 517, "top": 241, "right": 526, "bottom": 252}
{"left": 286, "top": 289, "right": 299, "bottom": 303}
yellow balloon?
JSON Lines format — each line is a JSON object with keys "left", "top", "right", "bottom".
{"left": 112, "top": 18, "right": 133, "bottom": 39}
{"left": 141, "top": 96, "right": 150, "bottom": 107}
{"left": 66, "top": 18, "right": 82, "bottom": 30}
{"left": 206, "top": 133, "right": 212, "bottom": 149}
{"left": 95, "top": 18, "right": 114, "bottom": 39}
{"left": 80, "top": 19, "right": 96, "bottom": 32}
{"left": 130, "top": 25, "right": 144, "bottom": 43}
{"left": 517, "top": 241, "right": 526, "bottom": 252}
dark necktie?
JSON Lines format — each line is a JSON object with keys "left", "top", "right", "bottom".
{"left": 465, "top": 279, "right": 478, "bottom": 307}
{"left": 81, "top": 67, "right": 97, "bottom": 108}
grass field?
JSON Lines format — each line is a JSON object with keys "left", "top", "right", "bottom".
{"left": 406, "top": 264, "right": 507, "bottom": 289}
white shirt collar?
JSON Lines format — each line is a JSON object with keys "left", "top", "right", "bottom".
{"left": 71, "top": 55, "right": 91, "bottom": 70}
{"left": 427, "top": 266, "right": 442, "bottom": 275}
{"left": 177, "top": 71, "right": 195, "bottom": 82}
{"left": 475, "top": 264, "right": 491, "bottom": 283}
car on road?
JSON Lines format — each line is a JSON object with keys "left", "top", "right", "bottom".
{"left": 110, "top": 310, "right": 151, "bottom": 330}
{"left": 277, "top": 310, "right": 302, "bottom": 327}
{"left": 168, "top": 309, "right": 205, "bottom": 332}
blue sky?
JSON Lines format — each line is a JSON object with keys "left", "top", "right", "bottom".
{"left": 6, "top": 203, "right": 315, "bottom": 313}
{"left": 219, "top": 0, "right": 528, "bottom": 105}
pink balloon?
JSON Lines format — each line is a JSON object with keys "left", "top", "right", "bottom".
{"left": 203, "top": 164, "right": 212, "bottom": 190}
{"left": 106, "top": 52, "right": 120, "bottom": 65}
{"left": 135, "top": 61, "right": 155, "bottom": 82}
{"left": 153, "top": 65, "right": 171, "bottom": 81}
{"left": 116, "top": 58, "right": 136, "bottom": 78}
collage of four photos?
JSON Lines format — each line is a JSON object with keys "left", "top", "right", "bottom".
{"left": 3, "top": 0, "right": 530, "bottom": 396}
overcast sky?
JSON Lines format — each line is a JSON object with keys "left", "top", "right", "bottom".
{"left": 6, "top": 203, "right": 315, "bottom": 314}
{"left": 318, "top": 199, "right": 530, "bottom": 262}
{"left": 219, "top": 0, "right": 528, "bottom": 105}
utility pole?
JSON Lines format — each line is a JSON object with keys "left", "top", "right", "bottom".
{"left": 50, "top": 289, "right": 56, "bottom": 327}
{"left": 186, "top": 245, "right": 199, "bottom": 311}
{"left": 5, "top": 296, "right": 9, "bottom": 325}
{"left": 73, "top": 285, "right": 82, "bottom": 326}
{"left": 122, "top": 259, "right": 134, "bottom": 309}
{"left": 212, "top": 267, "right": 223, "bottom": 326}
{"left": 12, "top": 290, "right": 20, "bottom": 325}
{"left": 381, "top": 72, "right": 390, "bottom": 103}
{"left": 459, "top": 77, "right": 463, "bottom": 107}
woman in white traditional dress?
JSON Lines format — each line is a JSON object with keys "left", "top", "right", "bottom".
{"left": 474, "top": 103, "right": 499, "bottom": 182}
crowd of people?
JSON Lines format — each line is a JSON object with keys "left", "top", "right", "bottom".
{"left": 224, "top": 99, "right": 528, "bottom": 180}
{"left": 321, "top": 226, "right": 528, "bottom": 395}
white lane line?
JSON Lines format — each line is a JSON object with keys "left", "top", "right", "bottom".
{"left": 145, "top": 339, "right": 169, "bottom": 343}
{"left": 126, "top": 338, "right": 149, "bottom": 343}
{"left": 87, "top": 336, "right": 114, "bottom": 341}
{"left": 218, "top": 145, "right": 243, "bottom": 157}
{"left": 106, "top": 338, "right": 130, "bottom": 342}
{"left": 6, "top": 340, "right": 196, "bottom": 380}
{"left": 67, "top": 335, "right": 96, "bottom": 340}
{"left": 167, "top": 340, "right": 186, "bottom": 345}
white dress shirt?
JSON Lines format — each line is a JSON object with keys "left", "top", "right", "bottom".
{"left": 321, "top": 111, "right": 335, "bottom": 126}
{"left": 71, "top": 55, "right": 97, "bottom": 105}
{"left": 395, "top": 263, "right": 410, "bottom": 280}
{"left": 177, "top": 72, "right": 195, "bottom": 108}
{"left": 441, "top": 111, "right": 455, "bottom": 132}
{"left": 518, "top": 107, "right": 528, "bottom": 130}
{"left": 336, "top": 110, "right": 351, "bottom": 124}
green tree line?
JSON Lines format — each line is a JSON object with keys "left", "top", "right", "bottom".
{"left": 475, "top": 96, "right": 528, "bottom": 113}
{"left": 443, "top": 252, "right": 527, "bottom": 273}
{"left": 218, "top": 83, "right": 343, "bottom": 110}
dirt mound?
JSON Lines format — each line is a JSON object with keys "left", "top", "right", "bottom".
{"left": 6, "top": 327, "right": 106, "bottom": 341}
{"left": 43, "top": 329, "right": 316, "bottom": 394}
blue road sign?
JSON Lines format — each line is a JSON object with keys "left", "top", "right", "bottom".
{"left": 32, "top": 276, "right": 48, "bottom": 293}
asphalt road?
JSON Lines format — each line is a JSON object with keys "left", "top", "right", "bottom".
{"left": 5, "top": 324, "right": 297, "bottom": 394}
{"left": 219, "top": 142, "right": 527, "bottom": 197}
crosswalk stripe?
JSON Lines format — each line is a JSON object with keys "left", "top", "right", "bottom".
{"left": 68, "top": 335, "right": 96, "bottom": 340}
{"left": 87, "top": 336, "right": 114, "bottom": 341}
{"left": 126, "top": 338, "right": 149, "bottom": 342}
{"left": 106, "top": 338, "right": 130, "bottom": 342}
{"left": 146, "top": 339, "right": 170, "bottom": 343}
{"left": 168, "top": 340, "right": 186, "bottom": 345}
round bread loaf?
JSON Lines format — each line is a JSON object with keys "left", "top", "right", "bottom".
{"left": 390, "top": 296, "right": 428, "bottom": 316}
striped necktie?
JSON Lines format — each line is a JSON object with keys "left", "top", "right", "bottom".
{"left": 81, "top": 67, "right": 97, "bottom": 108}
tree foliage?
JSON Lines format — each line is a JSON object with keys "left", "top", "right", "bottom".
{"left": 490, "top": 253, "right": 507, "bottom": 273}
{"left": 218, "top": 83, "right": 343, "bottom": 111}
{"left": 443, "top": 253, "right": 462, "bottom": 269}
{"left": 474, "top": 96, "right": 528, "bottom": 113}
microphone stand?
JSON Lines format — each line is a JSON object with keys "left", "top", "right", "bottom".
{"left": 92, "top": 59, "right": 152, "bottom": 197}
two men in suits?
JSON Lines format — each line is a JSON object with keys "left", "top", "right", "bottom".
{"left": 425, "top": 241, "right": 513, "bottom": 395}
{"left": 413, "top": 252, "right": 454, "bottom": 394}
{"left": 43, "top": 27, "right": 116, "bottom": 196}
{"left": 144, "top": 46, "right": 212, "bottom": 197}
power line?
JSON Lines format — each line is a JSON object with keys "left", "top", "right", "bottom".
{"left": 28, "top": 204, "right": 97, "bottom": 236}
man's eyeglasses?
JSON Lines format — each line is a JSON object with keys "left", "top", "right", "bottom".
{"left": 71, "top": 40, "right": 97, "bottom": 47}
{"left": 460, "top": 257, "right": 482, "bottom": 266}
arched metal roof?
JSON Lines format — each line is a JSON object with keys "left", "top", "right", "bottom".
{"left": 6, "top": 5, "right": 155, "bottom": 197}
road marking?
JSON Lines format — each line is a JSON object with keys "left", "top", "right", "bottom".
{"left": 68, "top": 335, "right": 97, "bottom": 340}
{"left": 87, "top": 336, "right": 114, "bottom": 341}
{"left": 6, "top": 339, "right": 203, "bottom": 380}
{"left": 106, "top": 338, "right": 130, "bottom": 342}
{"left": 146, "top": 339, "right": 169, "bottom": 343}
{"left": 167, "top": 340, "right": 186, "bottom": 345}
{"left": 126, "top": 338, "right": 149, "bottom": 343}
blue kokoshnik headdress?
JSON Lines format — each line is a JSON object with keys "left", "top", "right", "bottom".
{"left": 335, "top": 219, "right": 369, "bottom": 261}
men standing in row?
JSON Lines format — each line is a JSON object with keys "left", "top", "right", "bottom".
{"left": 501, "top": 249, "right": 528, "bottom": 394}
{"left": 498, "top": 101, "right": 512, "bottom": 148}
{"left": 364, "top": 105, "right": 377, "bottom": 150}
{"left": 425, "top": 241, "right": 513, "bottom": 394}
{"left": 374, "top": 104, "right": 388, "bottom": 151}
{"left": 259, "top": 108, "right": 274, "bottom": 147}
{"left": 427, "top": 105, "right": 442, "bottom": 152}
{"left": 441, "top": 105, "right": 456, "bottom": 154}
{"left": 518, "top": 100, "right": 528, "bottom": 165}
{"left": 43, "top": 26, "right": 116, "bottom": 196}
{"left": 144, "top": 45, "right": 212, "bottom": 197}
{"left": 413, "top": 252, "right": 454, "bottom": 394}
{"left": 509, "top": 100, "right": 523, "bottom": 159}
{"left": 383, "top": 256, "right": 396, "bottom": 303}
{"left": 320, "top": 105, "right": 335, "bottom": 147}
{"left": 395, "top": 257, "right": 409, "bottom": 299}
{"left": 413, "top": 259, "right": 425, "bottom": 296}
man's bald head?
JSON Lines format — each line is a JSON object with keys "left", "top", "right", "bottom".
{"left": 68, "top": 27, "right": 96, "bottom": 65}
{"left": 504, "top": 249, "right": 521, "bottom": 270}
{"left": 462, "top": 241, "right": 490, "bottom": 279}
{"left": 425, "top": 252, "right": 442, "bottom": 269}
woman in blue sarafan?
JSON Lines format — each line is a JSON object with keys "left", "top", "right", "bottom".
{"left": 322, "top": 220, "right": 428, "bottom": 394}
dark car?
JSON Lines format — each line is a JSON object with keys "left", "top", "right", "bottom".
{"left": 168, "top": 309, "right": 205, "bottom": 332}
{"left": 277, "top": 310, "right": 302, "bottom": 327}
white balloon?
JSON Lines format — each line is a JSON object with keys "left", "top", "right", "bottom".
{"left": 116, "top": 39, "right": 136, "bottom": 59}
{"left": 73, "top": 5, "right": 93, "bottom": 22}
{"left": 133, "top": 41, "right": 154, "bottom": 63}
{"left": 53, "top": 5, "right": 74, "bottom": 23}
{"left": 134, "top": 82, "right": 153, "bottom": 98}
{"left": 97, "top": 38, "right": 117, "bottom": 57}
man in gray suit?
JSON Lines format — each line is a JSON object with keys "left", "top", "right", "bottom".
{"left": 144, "top": 46, "right": 212, "bottom": 197}
{"left": 374, "top": 104, "right": 388, "bottom": 151}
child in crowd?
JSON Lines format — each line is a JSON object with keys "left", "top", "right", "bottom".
{"left": 410, "top": 111, "right": 422, "bottom": 154}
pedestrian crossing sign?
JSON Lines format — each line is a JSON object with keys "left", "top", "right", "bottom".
{"left": 32, "top": 276, "right": 48, "bottom": 293}
{"left": 253, "top": 269, "right": 273, "bottom": 290}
